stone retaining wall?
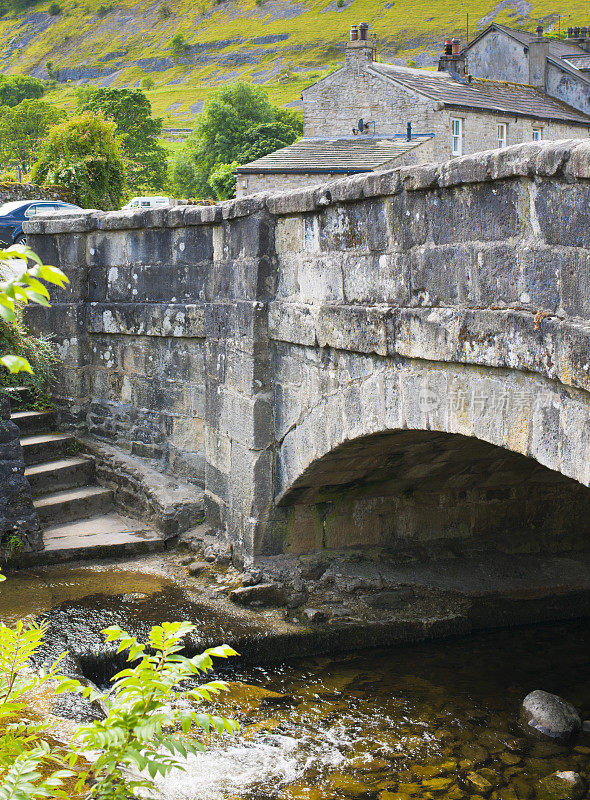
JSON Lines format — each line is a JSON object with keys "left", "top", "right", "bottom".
{"left": 24, "top": 139, "right": 590, "bottom": 564}
{"left": 0, "top": 182, "right": 74, "bottom": 205}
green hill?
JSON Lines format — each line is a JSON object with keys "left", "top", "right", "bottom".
{"left": 0, "top": 0, "right": 587, "bottom": 127}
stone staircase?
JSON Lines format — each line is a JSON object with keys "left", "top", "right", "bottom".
{"left": 7, "top": 388, "right": 165, "bottom": 563}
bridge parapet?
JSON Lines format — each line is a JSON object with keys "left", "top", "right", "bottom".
{"left": 25, "top": 139, "right": 590, "bottom": 563}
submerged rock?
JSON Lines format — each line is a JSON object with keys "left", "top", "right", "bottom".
{"left": 537, "top": 771, "right": 587, "bottom": 800}
{"left": 520, "top": 690, "right": 582, "bottom": 742}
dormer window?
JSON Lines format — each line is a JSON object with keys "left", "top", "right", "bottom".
{"left": 451, "top": 118, "right": 462, "bottom": 156}
{"left": 498, "top": 123, "right": 508, "bottom": 149}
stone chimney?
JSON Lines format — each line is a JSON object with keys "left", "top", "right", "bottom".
{"left": 437, "top": 37, "right": 466, "bottom": 76}
{"left": 346, "top": 23, "right": 376, "bottom": 67}
{"left": 528, "top": 25, "right": 548, "bottom": 90}
{"left": 567, "top": 24, "right": 590, "bottom": 52}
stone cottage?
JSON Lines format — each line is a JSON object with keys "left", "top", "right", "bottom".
{"left": 235, "top": 23, "right": 590, "bottom": 196}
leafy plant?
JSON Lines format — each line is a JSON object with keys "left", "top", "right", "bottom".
{"left": 60, "top": 624, "right": 239, "bottom": 799}
{"left": 157, "top": 1, "right": 171, "bottom": 18}
{"left": 171, "top": 32, "right": 190, "bottom": 57}
{"left": 45, "top": 61, "right": 59, "bottom": 81}
{"left": 48, "top": 2, "right": 61, "bottom": 14}
{"left": 0, "top": 244, "right": 68, "bottom": 375}
{"left": 31, "top": 112, "right": 127, "bottom": 209}
{"left": 0, "top": 99, "right": 65, "bottom": 172}
{"left": 209, "top": 160, "right": 238, "bottom": 200}
{"left": 0, "top": 609, "right": 74, "bottom": 800}
{"left": 0, "top": 76, "right": 44, "bottom": 109}
{"left": 140, "top": 76, "right": 155, "bottom": 90}
{"left": 174, "top": 82, "right": 301, "bottom": 198}
{"left": 78, "top": 87, "right": 167, "bottom": 191}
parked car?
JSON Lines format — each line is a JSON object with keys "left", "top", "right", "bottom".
{"left": 0, "top": 200, "right": 82, "bottom": 247}
{"left": 122, "top": 196, "right": 170, "bottom": 210}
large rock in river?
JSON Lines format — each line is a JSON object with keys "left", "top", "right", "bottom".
{"left": 537, "top": 771, "right": 587, "bottom": 800}
{"left": 520, "top": 690, "right": 582, "bottom": 742}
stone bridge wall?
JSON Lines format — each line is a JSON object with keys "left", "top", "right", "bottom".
{"left": 25, "top": 139, "right": 590, "bottom": 565}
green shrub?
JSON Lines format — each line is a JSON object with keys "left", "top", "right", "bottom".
{"left": 0, "top": 315, "right": 60, "bottom": 409}
{"left": 406, "top": 58, "right": 417, "bottom": 67}
{"left": 209, "top": 160, "right": 238, "bottom": 200}
{"left": 171, "top": 32, "right": 190, "bottom": 57}
{"left": 158, "top": 1, "right": 171, "bottom": 17}
{"left": 97, "top": 2, "right": 113, "bottom": 15}
{"left": 140, "top": 76, "right": 155, "bottom": 90}
{"left": 0, "top": 578, "right": 239, "bottom": 800}
{"left": 336, "top": 0, "right": 344, "bottom": 8}
{"left": 31, "top": 112, "right": 127, "bottom": 209}
{"left": 48, "top": 1, "right": 61, "bottom": 13}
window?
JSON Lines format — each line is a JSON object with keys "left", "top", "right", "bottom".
{"left": 498, "top": 123, "right": 507, "bottom": 149}
{"left": 451, "top": 118, "right": 462, "bottom": 156}
{"left": 532, "top": 129, "right": 541, "bottom": 141}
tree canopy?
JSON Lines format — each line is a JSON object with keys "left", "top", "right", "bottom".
{"left": 173, "top": 82, "right": 302, "bottom": 199}
{"left": 78, "top": 87, "right": 168, "bottom": 191}
{"left": 31, "top": 112, "right": 126, "bottom": 210}
{"left": 0, "top": 75, "right": 45, "bottom": 108}
{"left": 0, "top": 100, "right": 64, "bottom": 171}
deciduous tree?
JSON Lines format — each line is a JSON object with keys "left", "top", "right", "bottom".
{"left": 31, "top": 112, "right": 126, "bottom": 210}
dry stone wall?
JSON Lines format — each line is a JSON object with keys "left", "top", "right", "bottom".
{"left": 25, "top": 139, "right": 590, "bottom": 565}
{"left": 0, "top": 182, "right": 74, "bottom": 204}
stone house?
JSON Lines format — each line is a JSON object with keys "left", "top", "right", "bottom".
{"left": 235, "top": 23, "right": 590, "bottom": 196}
{"left": 464, "top": 23, "right": 590, "bottom": 115}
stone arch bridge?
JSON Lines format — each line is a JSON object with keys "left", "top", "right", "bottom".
{"left": 27, "top": 139, "right": 590, "bottom": 573}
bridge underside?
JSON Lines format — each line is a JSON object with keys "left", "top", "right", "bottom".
{"left": 276, "top": 430, "right": 590, "bottom": 563}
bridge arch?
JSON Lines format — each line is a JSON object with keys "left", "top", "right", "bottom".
{"left": 272, "top": 351, "right": 590, "bottom": 559}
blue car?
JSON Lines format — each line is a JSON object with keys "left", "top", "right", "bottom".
{"left": 0, "top": 200, "right": 81, "bottom": 247}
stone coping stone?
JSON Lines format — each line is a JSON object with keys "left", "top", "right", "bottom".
{"left": 23, "top": 140, "right": 590, "bottom": 234}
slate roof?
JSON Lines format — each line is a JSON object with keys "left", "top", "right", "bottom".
{"left": 465, "top": 24, "right": 590, "bottom": 84}
{"left": 236, "top": 136, "right": 431, "bottom": 174}
{"left": 563, "top": 53, "right": 590, "bottom": 72}
{"left": 369, "top": 63, "right": 590, "bottom": 125}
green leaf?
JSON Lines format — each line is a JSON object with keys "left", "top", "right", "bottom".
{"left": 0, "top": 355, "right": 33, "bottom": 374}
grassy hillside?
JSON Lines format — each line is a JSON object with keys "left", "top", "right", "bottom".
{"left": 1, "top": 0, "right": 588, "bottom": 126}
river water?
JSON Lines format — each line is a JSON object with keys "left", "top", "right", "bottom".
{"left": 3, "top": 564, "right": 589, "bottom": 800}
{"left": 153, "top": 621, "right": 590, "bottom": 800}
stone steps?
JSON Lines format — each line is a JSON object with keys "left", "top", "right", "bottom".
{"left": 25, "top": 456, "right": 95, "bottom": 496}
{"left": 21, "top": 432, "right": 76, "bottom": 466}
{"left": 11, "top": 410, "right": 58, "bottom": 435}
{"left": 33, "top": 485, "right": 114, "bottom": 525}
{"left": 40, "top": 513, "right": 165, "bottom": 563}
{"left": 7, "top": 391, "right": 165, "bottom": 563}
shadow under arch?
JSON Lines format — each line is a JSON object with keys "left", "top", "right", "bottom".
{"left": 275, "top": 428, "right": 590, "bottom": 561}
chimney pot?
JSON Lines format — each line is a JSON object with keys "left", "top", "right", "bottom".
{"left": 452, "top": 37, "right": 461, "bottom": 55}
{"left": 445, "top": 38, "right": 452, "bottom": 55}
{"left": 535, "top": 24, "right": 543, "bottom": 38}
{"left": 359, "top": 22, "right": 369, "bottom": 40}
{"left": 350, "top": 24, "right": 358, "bottom": 41}
{"left": 581, "top": 26, "right": 588, "bottom": 38}
{"left": 574, "top": 26, "right": 580, "bottom": 37}
{"left": 567, "top": 27, "right": 573, "bottom": 38}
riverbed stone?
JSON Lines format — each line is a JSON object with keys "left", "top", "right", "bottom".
{"left": 520, "top": 690, "right": 582, "bottom": 742}
{"left": 229, "top": 582, "right": 287, "bottom": 606}
{"left": 188, "top": 560, "right": 208, "bottom": 575}
{"left": 466, "top": 772, "right": 494, "bottom": 794}
{"left": 536, "top": 771, "right": 587, "bottom": 800}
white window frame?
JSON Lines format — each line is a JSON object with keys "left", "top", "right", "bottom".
{"left": 451, "top": 118, "right": 462, "bottom": 156}
{"left": 497, "top": 123, "right": 508, "bottom": 149}
{"left": 532, "top": 128, "right": 542, "bottom": 141}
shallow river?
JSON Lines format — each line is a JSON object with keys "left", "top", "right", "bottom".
{"left": 3, "top": 565, "right": 589, "bottom": 800}
{"left": 156, "top": 621, "right": 590, "bottom": 800}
